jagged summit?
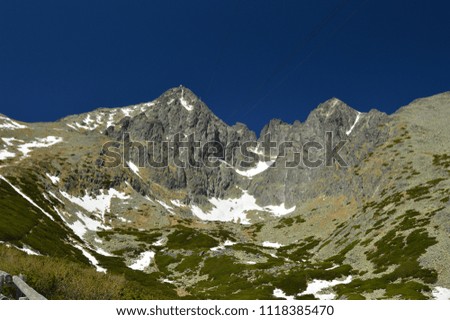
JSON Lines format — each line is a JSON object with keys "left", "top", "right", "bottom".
{"left": 150, "top": 86, "right": 224, "bottom": 123}
{"left": 301, "top": 97, "right": 365, "bottom": 137}
{"left": 162, "top": 85, "right": 196, "bottom": 98}
{"left": 310, "top": 97, "right": 359, "bottom": 119}
{"left": 55, "top": 86, "right": 223, "bottom": 133}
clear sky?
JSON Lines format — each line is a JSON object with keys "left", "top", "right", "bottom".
{"left": 0, "top": 0, "right": 449, "bottom": 133}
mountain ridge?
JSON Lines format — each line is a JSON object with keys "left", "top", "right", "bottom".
{"left": 2, "top": 86, "right": 366, "bottom": 134}
{"left": 1, "top": 88, "right": 449, "bottom": 300}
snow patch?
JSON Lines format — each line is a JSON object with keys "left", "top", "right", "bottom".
{"left": 170, "top": 199, "right": 185, "bottom": 207}
{"left": 0, "top": 115, "right": 27, "bottom": 130}
{"left": 273, "top": 288, "right": 295, "bottom": 300}
{"left": 46, "top": 173, "right": 60, "bottom": 185}
{"left": 74, "top": 244, "right": 107, "bottom": 273}
{"left": 2, "top": 243, "right": 41, "bottom": 256}
{"left": 223, "top": 240, "right": 236, "bottom": 246}
{"left": 262, "top": 241, "right": 283, "bottom": 249}
{"left": 69, "top": 221, "right": 89, "bottom": 239}
{"left": 84, "top": 114, "right": 94, "bottom": 125}
{"left": 106, "top": 112, "right": 116, "bottom": 128}
{"left": 66, "top": 123, "right": 78, "bottom": 131}
{"left": 76, "top": 122, "right": 98, "bottom": 131}
{"left": 263, "top": 203, "right": 296, "bottom": 217}
{"left": 162, "top": 279, "right": 175, "bottom": 284}
{"left": 180, "top": 88, "right": 194, "bottom": 111}
{"left": 17, "top": 245, "right": 41, "bottom": 256}
{"left": 122, "top": 107, "right": 133, "bottom": 117}
{"left": 299, "top": 276, "right": 352, "bottom": 300}
{"left": 210, "top": 245, "right": 223, "bottom": 252}
{"left": 129, "top": 251, "right": 155, "bottom": 271}
{"left": 53, "top": 206, "right": 106, "bottom": 242}
{"left": 346, "top": 112, "right": 361, "bottom": 135}
{"left": 18, "top": 136, "right": 63, "bottom": 157}
{"left": 179, "top": 97, "right": 194, "bottom": 111}
{"left": 74, "top": 210, "right": 106, "bottom": 232}
{"left": 2, "top": 137, "right": 23, "bottom": 146}
{"left": 191, "top": 191, "right": 296, "bottom": 224}
{"left": 53, "top": 207, "right": 113, "bottom": 258}
{"left": 210, "top": 240, "right": 235, "bottom": 252}
{"left": 0, "top": 149, "right": 15, "bottom": 160}
{"left": 127, "top": 161, "right": 142, "bottom": 178}
{"left": 156, "top": 200, "right": 174, "bottom": 213}
{"left": 432, "top": 287, "right": 450, "bottom": 300}
{"left": 248, "top": 146, "right": 266, "bottom": 157}
{"left": 48, "top": 191, "right": 64, "bottom": 204}
{"left": 93, "top": 247, "right": 114, "bottom": 257}
{"left": 325, "top": 265, "right": 339, "bottom": 271}
{"left": 118, "top": 216, "right": 132, "bottom": 223}
{"left": 191, "top": 191, "right": 258, "bottom": 224}
{"left": 152, "top": 238, "right": 165, "bottom": 247}
{"left": 235, "top": 160, "right": 275, "bottom": 178}
{"left": 52, "top": 206, "right": 68, "bottom": 219}
{"left": 68, "top": 111, "right": 124, "bottom": 131}
{"left": 72, "top": 114, "right": 100, "bottom": 130}
{"left": 60, "top": 189, "right": 129, "bottom": 223}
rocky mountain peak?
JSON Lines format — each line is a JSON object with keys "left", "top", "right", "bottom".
{"left": 309, "top": 98, "right": 358, "bottom": 120}
{"left": 156, "top": 85, "right": 203, "bottom": 113}
{"left": 259, "top": 118, "right": 291, "bottom": 140}
{"left": 304, "top": 97, "right": 362, "bottom": 136}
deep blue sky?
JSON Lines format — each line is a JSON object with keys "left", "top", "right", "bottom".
{"left": 0, "top": 0, "right": 449, "bottom": 133}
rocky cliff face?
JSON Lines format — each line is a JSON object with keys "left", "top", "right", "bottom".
{"left": 0, "top": 88, "right": 449, "bottom": 300}
{"left": 95, "top": 87, "right": 391, "bottom": 209}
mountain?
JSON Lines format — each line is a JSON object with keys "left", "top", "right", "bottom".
{"left": 0, "top": 87, "right": 449, "bottom": 300}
